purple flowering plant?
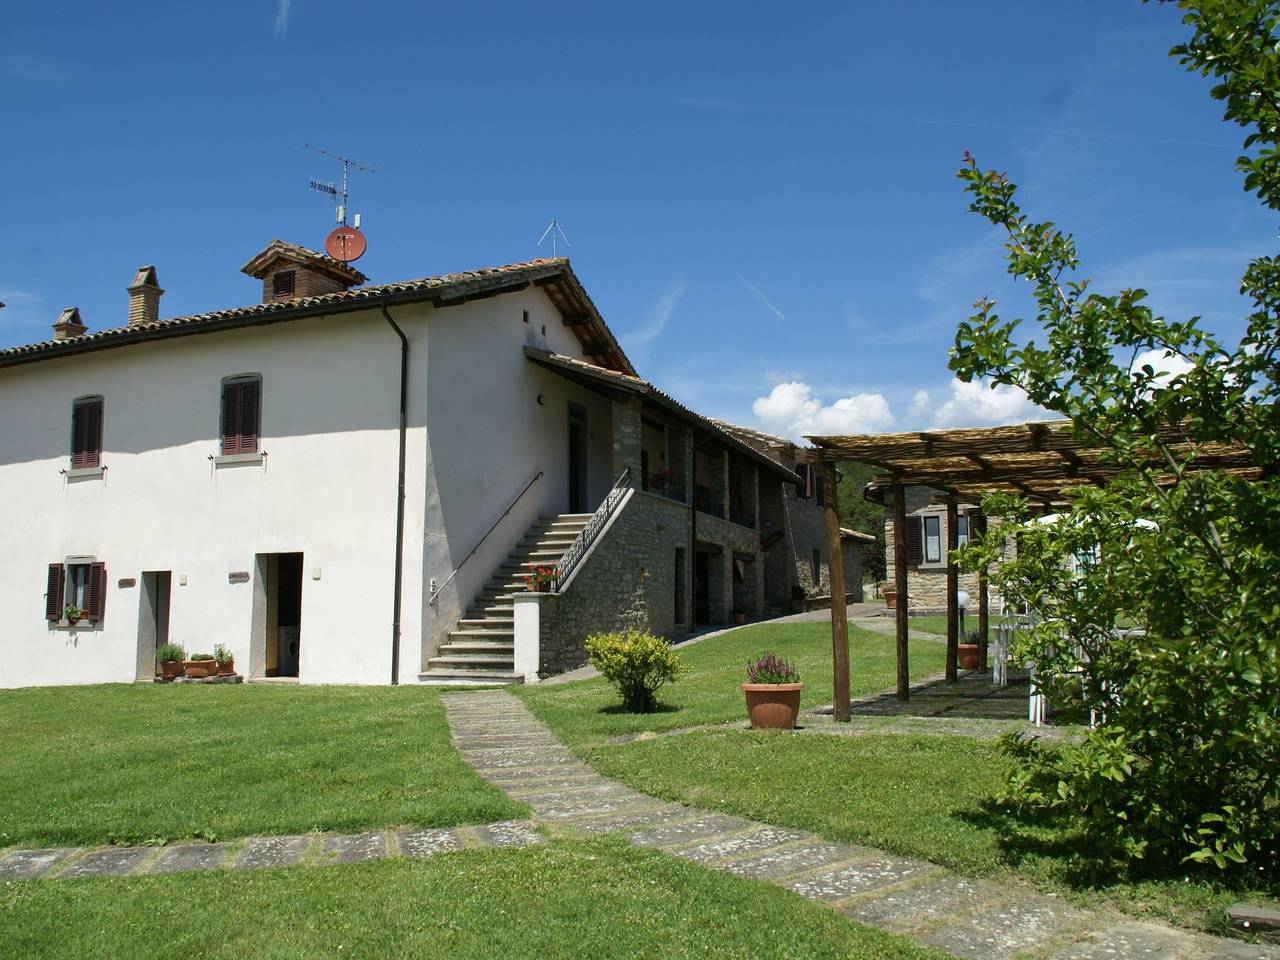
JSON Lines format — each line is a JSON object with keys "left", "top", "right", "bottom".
{"left": 746, "top": 652, "right": 799, "bottom": 685}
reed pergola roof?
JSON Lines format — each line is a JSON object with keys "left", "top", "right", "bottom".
{"left": 807, "top": 419, "right": 1260, "bottom": 506}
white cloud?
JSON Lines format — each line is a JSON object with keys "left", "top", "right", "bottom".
{"left": 622, "top": 281, "right": 686, "bottom": 349}
{"left": 929, "top": 378, "right": 1049, "bottom": 428}
{"left": 751, "top": 381, "right": 894, "bottom": 442}
{"left": 273, "top": 0, "right": 291, "bottom": 39}
{"left": 737, "top": 274, "right": 786, "bottom": 321}
{"left": 1131, "top": 348, "right": 1194, "bottom": 389}
{"left": 907, "top": 389, "right": 932, "bottom": 422}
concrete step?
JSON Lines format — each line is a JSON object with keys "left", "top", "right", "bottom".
{"left": 456, "top": 618, "right": 514, "bottom": 630}
{"left": 417, "top": 669, "right": 524, "bottom": 686}
{"left": 447, "top": 629, "right": 514, "bottom": 641}
{"left": 427, "top": 657, "right": 516, "bottom": 673}
{"left": 466, "top": 607, "right": 515, "bottom": 619}
{"left": 439, "top": 640, "right": 514, "bottom": 655}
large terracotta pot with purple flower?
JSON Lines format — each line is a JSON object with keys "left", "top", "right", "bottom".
{"left": 742, "top": 652, "right": 804, "bottom": 730}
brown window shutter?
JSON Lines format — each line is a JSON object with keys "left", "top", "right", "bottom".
{"left": 87, "top": 562, "right": 106, "bottom": 622}
{"left": 45, "top": 563, "right": 65, "bottom": 620}
{"left": 272, "top": 270, "right": 295, "bottom": 301}
{"left": 222, "top": 381, "right": 243, "bottom": 455}
{"left": 240, "top": 379, "right": 260, "bottom": 453}
{"left": 71, "top": 399, "right": 102, "bottom": 469}
{"left": 905, "top": 517, "right": 923, "bottom": 566}
{"left": 969, "top": 509, "right": 987, "bottom": 537}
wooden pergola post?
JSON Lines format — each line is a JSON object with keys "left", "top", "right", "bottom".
{"left": 977, "top": 561, "right": 990, "bottom": 674}
{"left": 892, "top": 479, "right": 909, "bottom": 700}
{"left": 823, "top": 458, "right": 851, "bottom": 721}
{"left": 946, "top": 496, "right": 959, "bottom": 681}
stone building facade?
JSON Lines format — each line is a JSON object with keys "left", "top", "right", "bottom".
{"left": 880, "top": 485, "right": 1008, "bottom": 615}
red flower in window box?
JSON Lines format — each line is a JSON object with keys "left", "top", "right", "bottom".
{"left": 522, "top": 565, "right": 560, "bottom": 593}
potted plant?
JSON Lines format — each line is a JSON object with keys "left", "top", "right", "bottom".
{"left": 732, "top": 607, "right": 747, "bottom": 626}
{"left": 213, "top": 643, "right": 235, "bottom": 676}
{"left": 62, "top": 603, "right": 87, "bottom": 624}
{"left": 883, "top": 586, "right": 898, "bottom": 609}
{"left": 742, "top": 652, "right": 804, "bottom": 729}
{"left": 184, "top": 652, "right": 217, "bottom": 678}
{"left": 958, "top": 630, "right": 980, "bottom": 670}
{"left": 522, "top": 565, "right": 559, "bottom": 593}
{"left": 156, "top": 643, "right": 186, "bottom": 679}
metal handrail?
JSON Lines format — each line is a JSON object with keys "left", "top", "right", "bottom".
{"left": 553, "top": 469, "right": 630, "bottom": 592}
{"left": 428, "top": 470, "right": 543, "bottom": 606}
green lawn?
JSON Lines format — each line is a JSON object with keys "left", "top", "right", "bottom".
{"left": 584, "top": 729, "right": 1272, "bottom": 932}
{"left": 0, "top": 685, "right": 524, "bottom": 848}
{"left": 515, "top": 621, "right": 948, "bottom": 750}
{"left": 905, "top": 615, "right": 950, "bottom": 636}
{"left": 0, "top": 838, "right": 948, "bottom": 960}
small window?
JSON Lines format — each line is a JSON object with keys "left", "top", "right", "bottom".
{"left": 956, "top": 514, "right": 969, "bottom": 547}
{"left": 71, "top": 397, "right": 103, "bottom": 469}
{"left": 45, "top": 559, "right": 106, "bottom": 622}
{"left": 522, "top": 309, "right": 530, "bottom": 323}
{"left": 272, "top": 271, "right": 296, "bottom": 300}
{"left": 221, "top": 376, "right": 262, "bottom": 455}
{"left": 923, "top": 515, "right": 942, "bottom": 564}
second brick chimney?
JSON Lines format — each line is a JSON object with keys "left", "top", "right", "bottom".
{"left": 53, "top": 307, "right": 87, "bottom": 341}
{"left": 127, "top": 265, "right": 163, "bottom": 326}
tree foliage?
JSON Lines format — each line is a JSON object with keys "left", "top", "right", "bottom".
{"left": 950, "top": 0, "right": 1279, "bottom": 879}
{"left": 838, "top": 461, "right": 886, "bottom": 581}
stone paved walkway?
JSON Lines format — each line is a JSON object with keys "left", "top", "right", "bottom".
{"left": 0, "top": 819, "right": 543, "bottom": 882}
{"left": 443, "top": 689, "right": 1278, "bottom": 960}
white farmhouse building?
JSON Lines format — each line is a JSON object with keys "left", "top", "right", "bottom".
{"left": 0, "top": 242, "right": 852, "bottom": 688}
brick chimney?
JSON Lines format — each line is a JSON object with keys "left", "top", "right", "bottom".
{"left": 127, "top": 265, "right": 164, "bottom": 326}
{"left": 240, "top": 239, "right": 367, "bottom": 304}
{"left": 53, "top": 307, "right": 87, "bottom": 341}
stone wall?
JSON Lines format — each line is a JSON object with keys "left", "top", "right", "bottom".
{"left": 535, "top": 491, "right": 691, "bottom": 676}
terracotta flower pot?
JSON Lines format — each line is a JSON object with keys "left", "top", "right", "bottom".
{"left": 742, "top": 683, "right": 804, "bottom": 730}
{"left": 161, "top": 661, "right": 183, "bottom": 679}
{"left": 216, "top": 659, "right": 236, "bottom": 676}
{"left": 883, "top": 589, "right": 897, "bottom": 610}
{"left": 183, "top": 659, "right": 215, "bottom": 679}
{"left": 733, "top": 612, "right": 746, "bottom": 626}
{"left": 958, "top": 643, "right": 979, "bottom": 670}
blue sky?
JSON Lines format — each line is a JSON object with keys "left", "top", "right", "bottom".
{"left": 1, "top": 1, "right": 1272, "bottom": 440}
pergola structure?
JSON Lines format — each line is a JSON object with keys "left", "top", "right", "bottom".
{"left": 807, "top": 419, "right": 1260, "bottom": 718}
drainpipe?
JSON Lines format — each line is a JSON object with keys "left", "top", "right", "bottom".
{"left": 381, "top": 303, "right": 408, "bottom": 685}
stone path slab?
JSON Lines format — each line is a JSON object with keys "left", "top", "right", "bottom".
{"left": 0, "top": 820, "right": 543, "bottom": 883}
{"left": 441, "top": 688, "right": 1279, "bottom": 960}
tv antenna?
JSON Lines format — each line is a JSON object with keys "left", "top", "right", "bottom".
{"left": 537, "top": 219, "right": 570, "bottom": 257}
{"left": 306, "top": 144, "right": 375, "bottom": 228}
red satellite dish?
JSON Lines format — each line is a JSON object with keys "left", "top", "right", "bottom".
{"left": 325, "top": 226, "right": 367, "bottom": 263}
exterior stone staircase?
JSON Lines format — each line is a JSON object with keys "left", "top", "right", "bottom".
{"left": 417, "top": 514, "right": 590, "bottom": 685}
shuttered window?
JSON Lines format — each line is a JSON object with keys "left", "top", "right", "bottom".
{"left": 221, "top": 377, "right": 261, "bottom": 455}
{"left": 45, "top": 560, "right": 105, "bottom": 622}
{"left": 71, "top": 397, "right": 103, "bottom": 469}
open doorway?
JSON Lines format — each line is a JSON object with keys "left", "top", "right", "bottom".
{"left": 136, "top": 571, "right": 171, "bottom": 679}
{"left": 251, "top": 552, "right": 304, "bottom": 678}
{"left": 568, "top": 404, "right": 588, "bottom": 513}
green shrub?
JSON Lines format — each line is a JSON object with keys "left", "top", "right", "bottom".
{"left": 190, "top": 652, "right": 215, "bottom": 662}
{"left": 586, "top": 630, "right": 687, "bottom": 713}
{"left": 155, "top": 644, "right": 185, "bottom": 663}
{"left": 213, "top": 644, "right": 233, "bottom": 665}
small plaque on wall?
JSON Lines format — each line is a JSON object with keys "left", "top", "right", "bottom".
{"left": 118, "top": 577, "right": 136, "bottom": 589}
{"left": 228, "top": 571, "right": 251, "bottom": 584}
